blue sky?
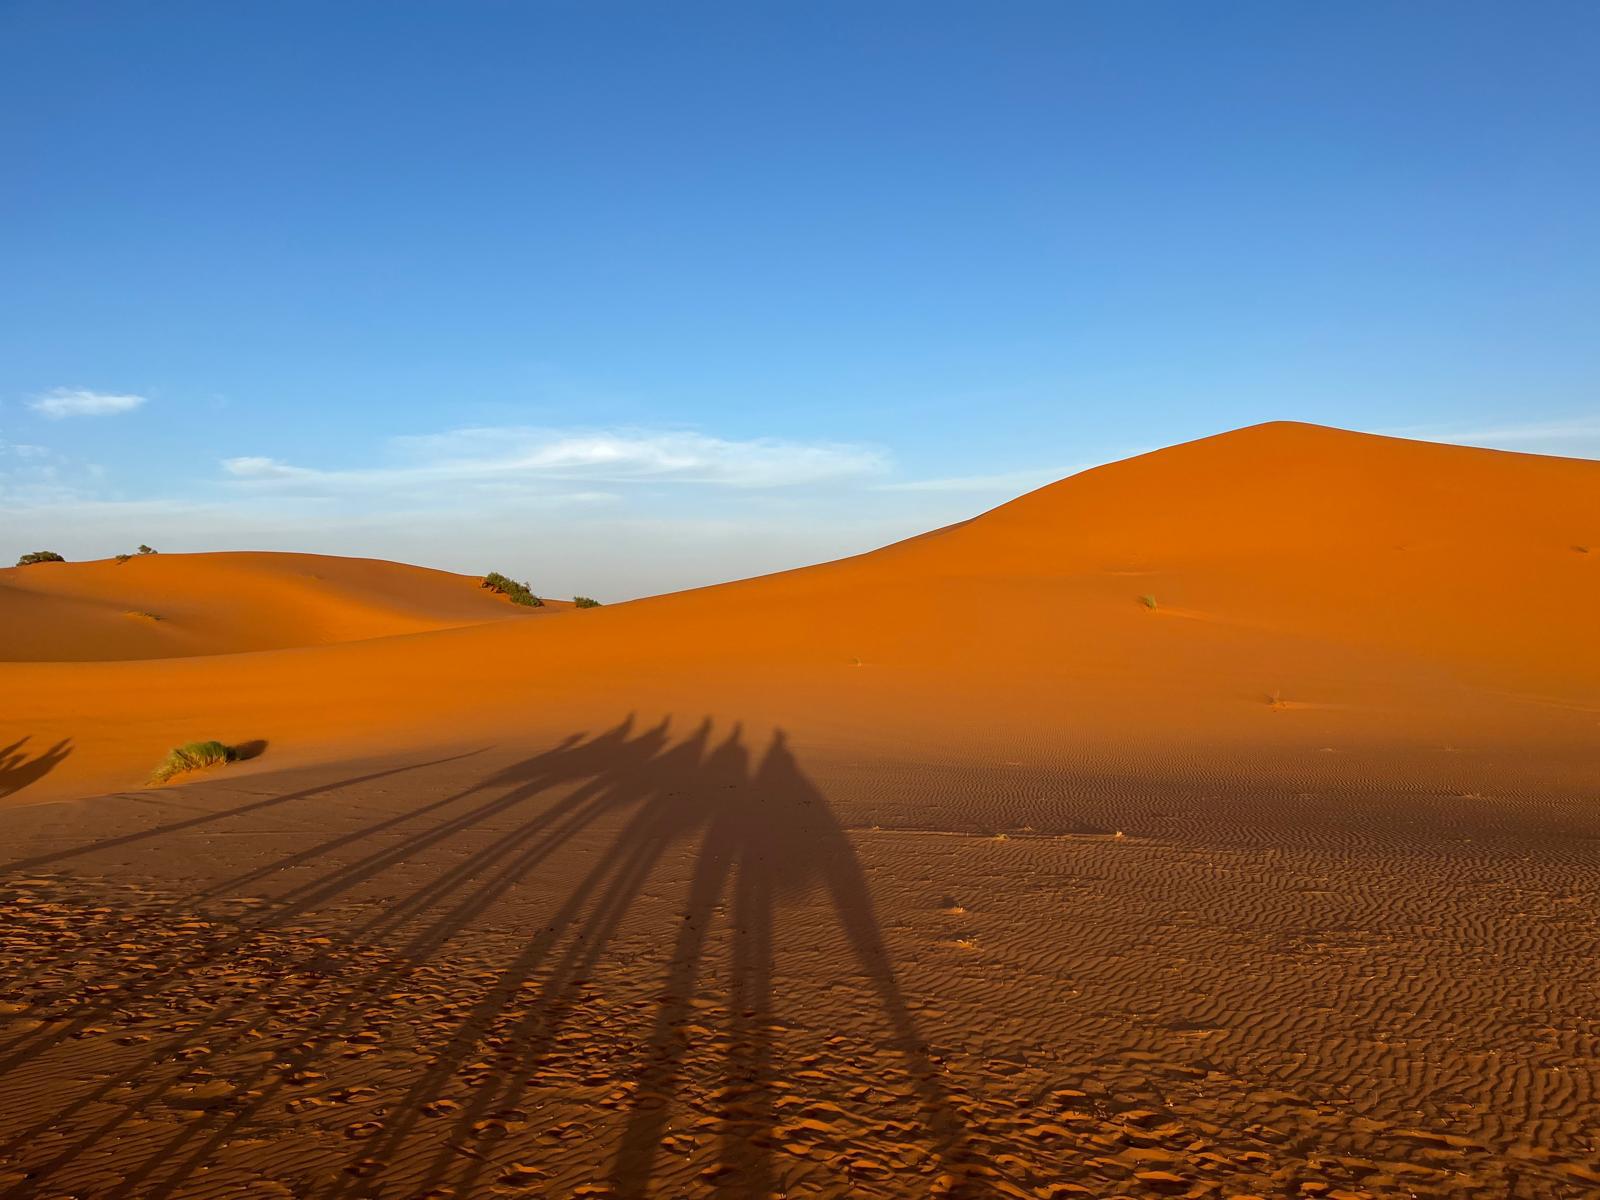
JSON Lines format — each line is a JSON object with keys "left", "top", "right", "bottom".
{"left": 3, "top": 2, "right": 1598, "bottom": 597}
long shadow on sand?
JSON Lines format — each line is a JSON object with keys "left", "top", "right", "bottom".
{"left": 0, "top": 737, "right": 72, "bottom": 801}
{"left": 0, "top": 718, "right": 984, "bottom": 1199}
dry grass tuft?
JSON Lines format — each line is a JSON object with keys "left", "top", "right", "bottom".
{"left": 149, "top": 740, "right": 237, "bottom": 785}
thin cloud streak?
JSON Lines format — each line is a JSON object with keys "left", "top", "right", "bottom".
{"left": 28, "top": 388, "right": 149, "bottom": 419}
{"left": 222, "top": 427, "right": 889, "bottom": 491}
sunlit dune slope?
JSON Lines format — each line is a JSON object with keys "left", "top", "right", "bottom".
{"left": 4, "top": 422, "right": 1598, "bottom": 802}
{"left": 0, "top": 552, "right": 548, "bottom": 661}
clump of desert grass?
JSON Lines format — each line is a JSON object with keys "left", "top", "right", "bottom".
{"left": 16, "top": 550, "right": 64, "bottom": 566}
{"left": 573, "top": 595, "right": 602, "bottom": 608}
{"left": 1139, "top": 593, "right": 1158, "bottom": 610}
{"left": 149, "top": 740, "right": 238, "bottom": 785}
{"left": 481, "top": 571, "right": 543, "bottom": 607}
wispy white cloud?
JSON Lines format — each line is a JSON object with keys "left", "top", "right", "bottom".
{"left": 1387, "top": 414, "right": 1600, "bottom": 458}
{"left": 222, "top": 427, "right": 890, "bottom": 492}
{"left": 221, "top": 456, "right": 317, "bottom": 481}
{"left": 28, "top": 388, "right": 149, "bottom": 419}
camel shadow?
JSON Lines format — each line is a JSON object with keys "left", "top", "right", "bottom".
{"left": 374, "top": 720, "right": 982, "bottom": 1199}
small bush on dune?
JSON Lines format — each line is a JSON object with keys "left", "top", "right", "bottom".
{"left": 482, "top": 571, "right": 543, "bottom": 607}
{"left": 149, "top": 740, "right": 237, "bottom": 785}
{"left": 17, "top": 551, "right": 65, "bottom": 566}
{"left": 137, "top": 544, "right": 157, "bottom": 555}
{"left": 573, "top": 596, "right": 601, "bottom": 608}
{"left": 1139, "top": 594, "right": 1158, "bottom": 610}
{"left": 115, "top": 553, "right": 132, "bottom": 564}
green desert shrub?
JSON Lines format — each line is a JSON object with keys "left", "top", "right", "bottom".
{"left": 573, "top": 596, "right": 601, "bottom": 608}
{"left": 1139, "top": 594, "right": 1158, "bottom": 610}
{"left": 17, "top": 551, "right": 65, "bottom": 566}
{"left": 482, "top": 571, "right": 543, "bottom": 607}
{"left": 149, "top": 740, "right": 237, "bottom": 785}
{"left": 115, "top": 553, "right": 132, "bottom": 564}
{"left": 137, "top": 544, "right": 157, "bottom": 555}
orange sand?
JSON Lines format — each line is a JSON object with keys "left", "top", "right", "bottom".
{"left": 4, "top": 421, "right": 1600, "bottom": 1199}
{"left": 3, "top": 421, "right": 1597, "bottom": 803}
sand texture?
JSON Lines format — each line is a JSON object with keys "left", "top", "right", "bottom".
{"left": 2, "top": 422, "right": 1598, "bottom": 1197}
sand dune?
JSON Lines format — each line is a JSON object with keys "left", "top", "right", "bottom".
{"left": 4, "top": 421, "right": 1600, "bottom": 1197}
{"left": 3, "top": 421, "right": 1596, "bottom": 803}
{"left": 0, "top": 551, "right": 553, "bottom": 663}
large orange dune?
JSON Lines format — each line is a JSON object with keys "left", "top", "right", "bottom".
{"left": 3, "top": 420, "right": 1598, "bottom": 803}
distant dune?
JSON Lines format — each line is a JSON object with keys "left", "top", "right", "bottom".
{"left": 3, "top": 421, "right": 1597, "bottom": 802}
{"left": 0, "top": 551, "right": 552, "bottom": 662}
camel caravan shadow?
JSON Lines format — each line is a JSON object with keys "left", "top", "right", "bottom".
{"left": 0, "top": 718, "right": 986, "bottom": 1199}
{"left": 355, "top": 718, "right": 981, "bottom": 1200}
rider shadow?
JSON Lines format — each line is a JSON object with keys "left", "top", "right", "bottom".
{"left": 0, "top": 736, "right": 72, "bottom": 801}
{"left": 608, "top": 725, "right": 976, "bottom": 1198}
{"left": 395, "top": 721, "right": 982, "bottom": 1199}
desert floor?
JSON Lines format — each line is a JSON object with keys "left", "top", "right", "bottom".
{"left": 3, "top": 729, "right": 1599, "bottom": 1199}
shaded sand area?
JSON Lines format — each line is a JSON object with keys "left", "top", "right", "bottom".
{"left": 3, "top": 422, "right": 1600, "bottom": 1196}
{"left": 3, "top": 729, "right": 1600, "bottom": 1198}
